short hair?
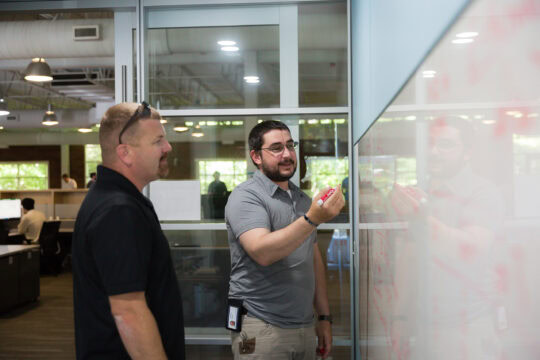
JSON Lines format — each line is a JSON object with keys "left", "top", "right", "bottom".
{"left": 90, "top": 172, "right": 96, "bottom": 177}
{"left": 99, "top": 102, "right": 161, "bottom": 164}
{"left": 21, "top": 198, "right": 35, "bottom": 211}
{"left": 62, "top": 173, "right": 69, "bottom": 178}
{"left": 248, "top": 120, "right": 290, "bottom": 151}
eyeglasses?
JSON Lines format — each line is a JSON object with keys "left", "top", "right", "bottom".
{"left": 118, "top": 101, "right": 151, "bottom": 144}
{"left": 260, "top": 141, "right": 298, "bottom": 155}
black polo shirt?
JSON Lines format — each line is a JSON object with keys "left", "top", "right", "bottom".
{"left": 72, "top": 165, "right": 185, "bottom": 359}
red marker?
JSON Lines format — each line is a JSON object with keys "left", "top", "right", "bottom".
{"left": 317, "top": 188, "right": 336, "bottom": 206}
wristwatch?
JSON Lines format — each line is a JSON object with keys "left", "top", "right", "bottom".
{"left": 318, "top": 314, "right": 333, "bottom": 324}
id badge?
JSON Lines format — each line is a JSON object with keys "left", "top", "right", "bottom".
{"left": 226, "top": 298, "right": 244, "bottom": 332}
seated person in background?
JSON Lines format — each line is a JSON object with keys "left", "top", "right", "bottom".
{"left": 62, "top": 173, "right": 78, "bottom": 189}
{"left": 207, "top": 171, "right": 227, "bottom": 196}
{"left": 18, "top": 198, "right": 46, "bottom": 244}
{"left": 86, "top": 172, "right": 97, "bottom": 188}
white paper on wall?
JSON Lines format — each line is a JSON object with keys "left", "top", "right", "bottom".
{"left": 148, "top": 180, "right": 201, "bottom": 221}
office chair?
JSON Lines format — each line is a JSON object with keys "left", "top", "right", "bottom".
{"left": 38, "top": 220, "right": 61, "bottom": 275}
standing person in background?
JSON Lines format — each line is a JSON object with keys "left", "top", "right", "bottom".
{"left": 207, "top": 171, "right": 227, "bottom": 196}
{"left": 18, "top": 197, "right": 45, "bottom": 244}
{"left": 225, "top": 120, "right": 344, "bottom": 359}
{"left": 86, "top": 172, "right": 97, "bottom": 188}
{"left": 61, "top": 173, "right": 77, "bottom": 189}
{"left": 72, "top": 101, "right": 185, "bottom": 359}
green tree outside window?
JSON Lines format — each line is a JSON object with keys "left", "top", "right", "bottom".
{"left": 0, "top": 162, "right": 49, "bottom": 190}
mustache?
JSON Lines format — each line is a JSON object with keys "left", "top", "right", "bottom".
{"left": 279, "top": 159, "right": 294, "bottom": 166}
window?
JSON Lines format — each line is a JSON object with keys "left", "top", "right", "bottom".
{"left": 85, "top": 145, "right": 102, "bottom": 185}
{"left": 304, "top": 156, "right": 348, "bottom": 196}
{"left": 0, "top": 162, "right": 49, "bottom": 190}
{"left": 198, "top": 160, "right": 247, "bottom": 194}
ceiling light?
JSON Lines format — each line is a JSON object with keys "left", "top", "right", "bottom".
{"left": 24, "top": 57, "right": 53, "bottom": 82}
{"left": 185, "top": 121, "right": 194, "bottom": 126}
{"left": 458, "top": 115, "right": 469, "bottom": 120}
{"left": 482, "top": 120, "right": 496, "bottom": 125}
{"left": 405, "top": 115, "right": 417, "bottom": 121}
{"left": 422, "top": 70, "right": 437, "bottom": 78}
{"left": 95, "top": 124, "right": 101, "bottom": 128}
{"left": 174, "top": 124, "right": 189, "bottom": 132}
{"left": 452, "top": 38, "right": 474, "bottom": 44}
{"left": 307, "top": 119, "right": 319, "bottom": 125}
{"left": 527, "top": 113, "right": 538, "bottom": 118}
{"left": 192, "top": 126, "right": 204, "bottom": 137}
{"left": 232, "top": 121, "right": 243, "bottom": 126}
{"left": 456, "top": 32, "right": 479, "bottom": 38}
{"left": 0, "top": 98, "right": 9, "bottom": 116}
{"left": 513, "top": 112, "right": 523, "bottom": 118}
{"left": 298, "top": 119, "right": 305, "bottom": 125}
{"left": 474, "top": 114, "right": 484, "bottom": 119}
{"left": 160, "top": 119, "right": 168, "bottom": 124}
{"left": 78, "top": 128, "right": 92, "bottom": 133}
{"left": 221, "top": 46, "right": 239, "bottom": 52}
{"left": 321, "top": 119, "right": 332, "bottom": 124}
{"left": 42, "top": 104, "right": 58, "bottom": 126}
{"left": 0, "top": 126, "right": 3, "bottom": 130}
{"left": 207, "top": 121, "right": 218, "bottom": 126}
{"left": 244, "top": 76, "right": 260, "bottom": 84}
{"left": 218, "top": 40, "right": 236, "bottom": 46}
{"left": 334, "top": 119, "right": 346, "bottom": 124}
{"left": 199, "top": 121, "right": 206, "bottom": 126}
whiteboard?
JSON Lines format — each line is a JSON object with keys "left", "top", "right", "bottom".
{"left": 148, "top": 180, "right": 201, "bottom": 221}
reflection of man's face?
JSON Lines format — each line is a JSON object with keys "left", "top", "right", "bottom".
{"left": 429, "top": 125, "right": 466, "bottom": 178}
{"left": 258, "top": 129, "right": 297, "bottom": 182}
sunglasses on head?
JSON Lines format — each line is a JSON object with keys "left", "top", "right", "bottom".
{"left": 118, "top": 101, "right": 151, "bottom": 144}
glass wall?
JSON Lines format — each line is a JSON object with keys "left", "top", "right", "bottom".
{"left": 356, "top": 0, "right": 540, "bottom": 358}
{"left": 143, "top": 2, "right": 351, "bottom": 358}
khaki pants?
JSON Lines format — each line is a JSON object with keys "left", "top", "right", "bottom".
{"left": 231, "top": 315, "right": 316, "bottom": 360}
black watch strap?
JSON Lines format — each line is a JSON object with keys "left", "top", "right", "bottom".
{"left": 318, "top": 314, "right": 333, "bottom": 324}
{"left": 303, "top": 214, "right": 319, "bottom": 227}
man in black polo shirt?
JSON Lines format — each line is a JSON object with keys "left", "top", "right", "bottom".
{"left": 72, "top": 102, "right": 185, "bottom": 359}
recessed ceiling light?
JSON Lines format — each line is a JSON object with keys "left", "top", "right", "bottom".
{"left": 452, "top": 38, "right": 474, "bottom": 44}
{"left": 192, "top": 131, "right": 204, "bottom": 137}
{"left": 321, "top": 119, "right": 332, "bottom": 124}
{"left": 78, "top": 128, "right": 92, "bottom": 133}
{"left": 474, "top": 115, "right": 484, "bottom": 119}
{"left": 218, "top": 40, "right": 236, "bottom": 46}
{"left": 160, "top": 119, "right": 168, "bottom": 124}
{"left": 456, "top": 32, "right": 479, "bottom": 38}
{"left": 422, "top": 70, "right": 437, "bottom": 78}
{"left": 405, "top": 115, "right": 416, "bottom": 121}
{"left": 307, "top": 119, "right": 319, "bottom": 124}
{"left": 221, "top": 46, "right": 239, "bottom": 52}
{"left": 174, "top": 126, "right": 188, "bottom": 132}
{"left": 244, "top": 76, "right": 260, "bottom": 84}
{"left": 459, "top": 115, "right": 469, "bottom": 120}
{"left": 482, "top": 120, "right": 496, "bottom": 125}
{"left": 207, "top": 121, "right": 218, "bottom": 126}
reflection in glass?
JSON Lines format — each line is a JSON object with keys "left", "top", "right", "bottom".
{"left": 147, "top": 26, "right": 279, "bottom": 109}
{"left": 357, "top": 0, "right": 540, "bottom": 358}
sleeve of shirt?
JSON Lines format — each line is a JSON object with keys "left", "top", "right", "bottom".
{"left": 226, "top": 187, "right": 271, "bottom": 238}
{"left": 89, "top": 204, "right": 153, "bottom": 296}
{"left": 17, "top": 215, "right": 28, "bottom": 234}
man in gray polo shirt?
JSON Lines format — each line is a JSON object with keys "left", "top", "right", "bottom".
{"left": 225, "top": 120, "right": 344, "bottom": 359}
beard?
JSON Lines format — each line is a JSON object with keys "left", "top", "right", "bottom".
{"left": 261, "top": 157, "right": 297, "bottom": 182}
{"left": 157, "top": 154, "right": 169, "bottom": 178}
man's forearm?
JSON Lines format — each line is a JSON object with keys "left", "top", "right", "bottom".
{"left": 313, "top": 245, "right": 330, "bottom": 315}
{"left": 113, "top": 303, "right": 167, "bottom": 360}
{"left": 245, "top": 216, "right": 316, "bottom": 266}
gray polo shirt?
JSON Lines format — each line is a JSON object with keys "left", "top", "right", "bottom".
{"left": 225, "top": 170, "right": 316, "bottom": 328}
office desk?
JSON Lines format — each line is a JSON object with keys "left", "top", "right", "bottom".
{"left": 0, "top": 245, "right": 40, "bottom": 312}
